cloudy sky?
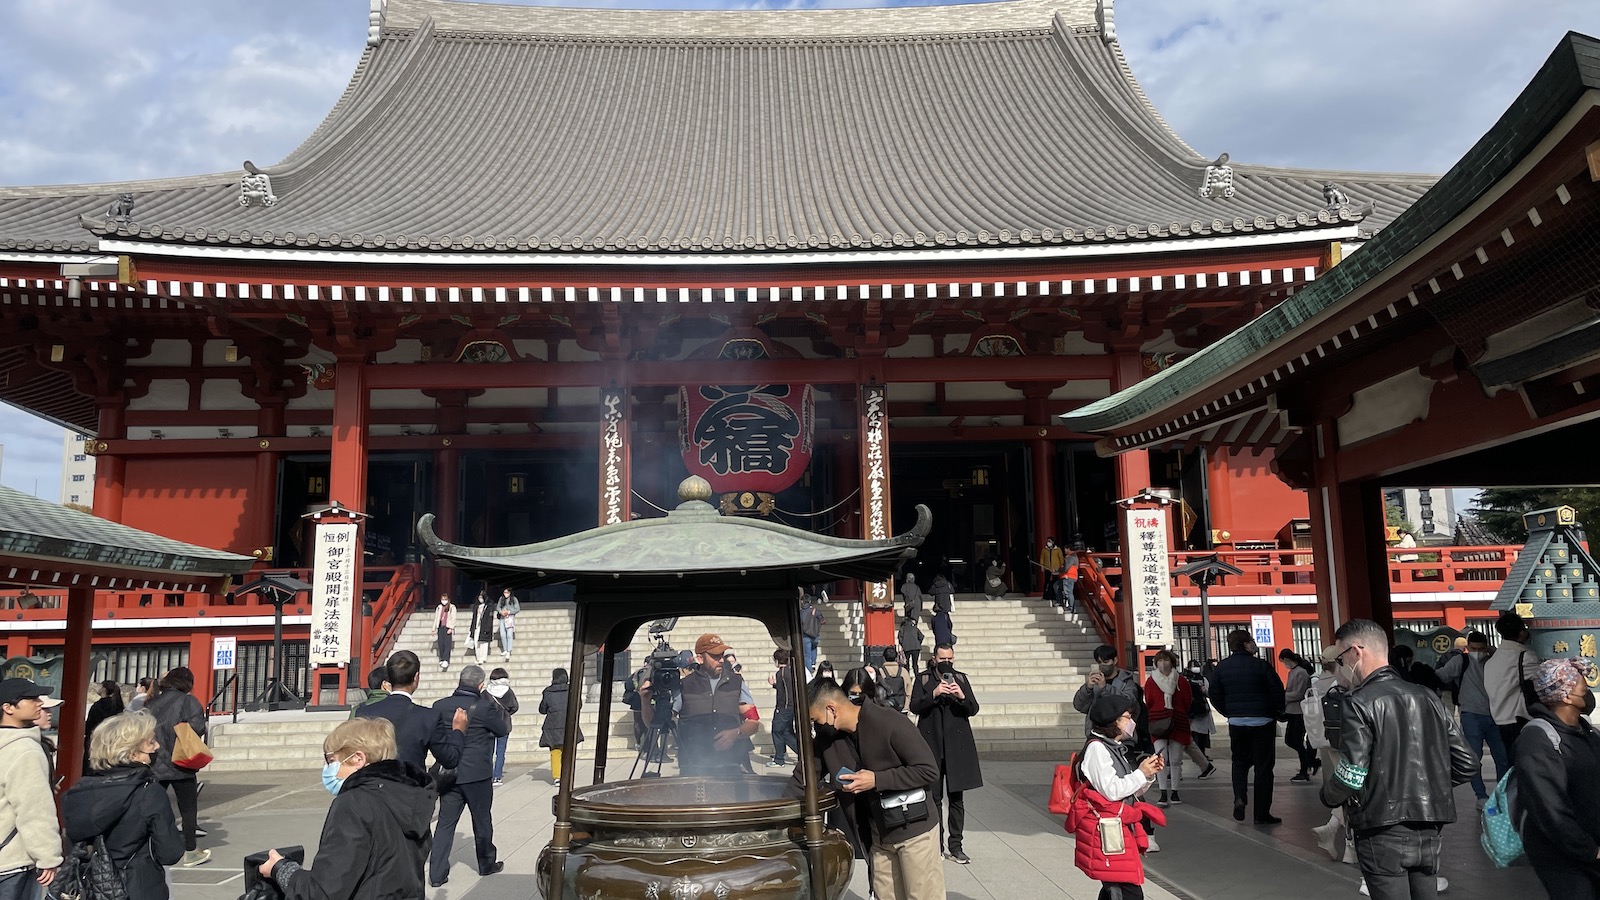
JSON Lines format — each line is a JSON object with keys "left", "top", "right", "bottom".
{"left": 1, "top": 0, "right": 1597, "bottom": 499}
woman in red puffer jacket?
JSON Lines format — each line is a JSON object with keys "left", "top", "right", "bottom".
{"left": 1067, "top": 694, "right": 1166, "bottom": 899}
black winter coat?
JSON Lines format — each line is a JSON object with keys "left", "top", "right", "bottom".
{"left": 432, "top": 688, "right": 509, "bottom": 785}
{"left": 62, "top": 764, "right": 185, "bottom": 900}
{"left": 1517, "top": 707, "right": 1600, "bottom": 864}
{"left": 539, "top": 682, "right": 585, "bottom": 748}
{"left": 908, "top": 669, "right": 983, "bottom": 792}
{"left": 1209, "top": 651, "right": 1286, "bottom": 722}
{"left": 145, "top": 689, "right": 206, "bottom": 782}
{"left": 275, "top": 759, "right": 435, "bottom": 900}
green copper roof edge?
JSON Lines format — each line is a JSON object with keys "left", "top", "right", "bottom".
{"left": 1062, "top": 31, "right": 1600, "bottom": 437}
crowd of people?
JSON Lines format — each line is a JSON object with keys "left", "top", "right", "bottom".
{"left": 6, "top": 595, "right": 1600, "bottom": 900}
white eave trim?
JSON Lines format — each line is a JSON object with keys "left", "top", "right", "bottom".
{"left": 96, "top": 226, "right": 1361, "bottom": 268}
{"left": 0, "top": 252, "right": 117, "bottom": 264}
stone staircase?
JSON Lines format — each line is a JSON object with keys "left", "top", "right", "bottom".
{"left": 206, "top": 595, "right": 1102, "bottom": 770}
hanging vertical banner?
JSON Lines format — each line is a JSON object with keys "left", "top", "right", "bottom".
{"left": 1124, "top": 507, "right": 1173, "bottom": 646}
{"left": 861, "top": 383, "right": 893, "bottom": 609}
{"left": 678, "top": 383, "right": 815, "bottom": 494}
{"left": 600, "top": 387, "right": 629, "bottom": 526}
{"left": 311, "top": 522, "right": 358, "bottom": 664}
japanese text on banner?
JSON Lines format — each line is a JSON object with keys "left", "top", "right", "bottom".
{"left": 310, "top": 522, "right": 358, "bottom": 664}
{"left": 1122, "top": 507, "right": 1173, "bottom": 646}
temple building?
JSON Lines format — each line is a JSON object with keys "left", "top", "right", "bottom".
{"left": 0, "top": 0, "right": 1452, "bottom": 694}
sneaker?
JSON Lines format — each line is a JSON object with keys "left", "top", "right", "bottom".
{"left": 1157, "top": 790, "right": 1169, "bottom": 807}
{"left": 1290, "top": 773, "right": 1312, "bottom": 784}
{"left": 1146, "top": 837, "right": 1160, "bottom": 853}
{"left": 1437, "top": 876, "right": 1449, "bottom": 893}
{"left": 1198, "top": 763, "right": 1216, "bottom": 779}
{"left": 179, "top": 849, "right": 211, "bottom": 868}
{"left": 1312, "top": 821, "right": 1341, "bottom": 860}
{"left": 493, "top": 778, "right": 504, "bottom": 787}
{"left": 1360, "top": 881, "right": 1370, "bottom": 897}
{"left": 481, "top": 861, "right": 505, "bottom": 877}
{"left": 553, "top": 779, "right": 561, "bottom": 788}
{"left": 193, "top": 827, "right": 208, "bottom": 838}
{"left": 945, "top": 850, "right": 971, "bottom": 865}
{"left": 1233, "top": 799, "right": 1246, "bottom": 821}
{"left": 1255, "top": 815, "right": 1283, "bottom": 826}
{"left": 766, "top": 759, "right": 789, "bottom": 768}
{"left": 1169, "top": 791, "right": 1182, "bottom": 804}
{"left": 439, "top": 660, "right": 448, "bottom": 670}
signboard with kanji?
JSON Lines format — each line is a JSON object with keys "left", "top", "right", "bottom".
{"left": 310, "top": 522, "right": 358, "bottom": 664}
{"left": 1124, "top": 507, "right": 1173, "bottom": 646}
{"left": 212, "top": 636, "right": 237, "bottom": 670}
{"left": 678, "top": 383, "right": 815, "bottom": 494}
{"left": 1251, "top": 614, "right": 1275, "bottom": 648}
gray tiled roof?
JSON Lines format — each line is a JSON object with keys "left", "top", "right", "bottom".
{"left": 0, "top": 0, "right": 1433, "bottom": 257}
{"left": 1060, "top": 32, "right": 1600, "bottom": 437}
{"left": 0, "top": 483, "right": 256, "bottom": 580}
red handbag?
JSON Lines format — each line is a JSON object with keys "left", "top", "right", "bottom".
{"left": 1047, "top": 757, "right": 1079, "bottom": 815}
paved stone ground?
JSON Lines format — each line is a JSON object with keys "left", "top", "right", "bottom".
{"left": 166, "top": 755, "right": 1546, "bottom": 899}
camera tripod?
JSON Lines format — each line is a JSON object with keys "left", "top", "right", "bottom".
{"left": 630, "top": 694, "right": 676, "bottom": 779}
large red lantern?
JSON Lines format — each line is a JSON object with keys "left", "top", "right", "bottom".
{"left": 678, "top": 382, "right": 815, "bottom": 495}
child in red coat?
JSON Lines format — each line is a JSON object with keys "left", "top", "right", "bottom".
{"left": 1143, "top": 649, "right": 1192, "bottom": 806}
{"left": 1067, "top": 694, "right": 1166, "bottom": 900}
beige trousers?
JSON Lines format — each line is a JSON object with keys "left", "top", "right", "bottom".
{"left": 869, "top": 822, "right": 946, "bottom": 900}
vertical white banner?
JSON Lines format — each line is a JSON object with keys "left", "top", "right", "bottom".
{"left": 600, "top": 388, "right": 627, "bottom": 526}
{"left": 1124, "top": 507, "right": 1173, "bottom": 646}
{"left": 861, "top": 384, "right": 892, "bottom": 608}
{"left": 311, "top": 522, "right": 358, "bottom": 664}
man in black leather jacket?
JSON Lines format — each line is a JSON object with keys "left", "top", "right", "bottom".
{"left": 1321, "top": 619, "right": 1476, "bottom": 900}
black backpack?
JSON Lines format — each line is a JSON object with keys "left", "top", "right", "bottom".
{"left": 800, "top": 603, "right": 823, "bottom": 638}
{"left": 1183, "top": 672, "right": 1210, "bottom": 717}
{"left": 1322, "top": 685, "right": 1349, "bottom": 748}
{"left": 880, "top": 667, "right": 908, "bottom": 712}
{"left": 48, "top": 836, "right": 129, "bottom": 900}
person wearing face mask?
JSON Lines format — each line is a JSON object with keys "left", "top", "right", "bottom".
{"left": 1433, "top": 630, "right": 1507, "bottom": 811}
{"left": 1074, "top": 645, "right": 1145, "bottom": 742}
{"left": 1517, "top": 658, "right": 1600, "bottom": 898}
{"left": 61, "top": 711, "right": 184, "bottom": 899}
{"left": 1066, "top": 694, "right": 1166, "bottom": 900}
{"left": 908, "top": 643, "right": 982, "bottom": 864}
{"left": 1143, "top": 650, "right": 1191, "bottom": 806}
{"left": 796, "top": 679, "right": 942, "bottom": 900}
{"left": 1308, "top": 646, "right": 1356, "bottom": 864}
{"left": 1320, "top": 619, "right": 1475, "bottom": 900}
{"left": 255, "top": 718, "right": 432, "bottom": 899}
{"left": 1180, "top": 659, "right": 1217, "bottom": 778}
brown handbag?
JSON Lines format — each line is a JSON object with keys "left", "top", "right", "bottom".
{"left": 172, "top": 722, "right": 214, "bottom": 771}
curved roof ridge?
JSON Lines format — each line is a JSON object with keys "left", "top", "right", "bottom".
{"left": 1098, "top": 22, "right": 1204, "bottom": 163}
{"left": 383, "top": 0, "right": 1096, "bottom": 39}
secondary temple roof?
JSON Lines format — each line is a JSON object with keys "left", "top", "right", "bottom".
{"left": 0, "top": 0, "right": 1433, "bottom": 257}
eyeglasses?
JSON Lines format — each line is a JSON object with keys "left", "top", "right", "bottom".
{"left": 707, "top": 651, "right": 727, "bottom": 661}
{"left": 1333, "top": 645, "right": 1359, "bottom": 668}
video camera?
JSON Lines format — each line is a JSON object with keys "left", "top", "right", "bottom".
{"left": 643, "top": 617, "right": 682, "bottom": 714}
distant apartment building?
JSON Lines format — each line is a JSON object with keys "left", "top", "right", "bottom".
{"left": 1384, "top": 487, "right": 1458, "bottom": 544}
{"left": 61, "top": 432, "right": 95, "bottom": 508}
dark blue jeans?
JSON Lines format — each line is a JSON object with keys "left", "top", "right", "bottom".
{"left": 770, "top": 707, "right": 799, "bottom": 763}
{"left": 1355, "top": 823, "right": 1442, "bottom": 900}
{"left": 0, "top": 871, "right": 40, "bottom": 900}
{"left": 803, "top": 636, "right": 820, "bottom": 672}
{"left": 1459, "top": 710, "right": 1508, "bottom": 798}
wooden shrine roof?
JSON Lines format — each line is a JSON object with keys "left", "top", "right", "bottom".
{"left": 0, "top": 0, "right": 1430, "bottom": 259}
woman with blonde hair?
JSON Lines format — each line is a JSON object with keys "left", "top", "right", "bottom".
{"left": 256, "top": 717, "right": 433, "bottom": 897}
{"left": 61, "top": 710, "right": 185, "bottom": 898}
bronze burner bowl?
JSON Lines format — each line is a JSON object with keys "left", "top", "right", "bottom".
{"left": 537, "top": 775, "right": 854, "bottom": 900}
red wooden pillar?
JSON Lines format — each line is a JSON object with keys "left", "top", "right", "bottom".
{"left": 188, "top": 629, "right": 215, "bottom": 717}
{"left": 1306, "top": 420, "right": 1393, "bottom": 641}
{"left": 1030, "top": 439, "right": 1057, "bottom": 595}
{"left": 56, "top": 585, "right": 95, "bottom": 790}
{"left": 326, "top": 360, "right": 369, "bottom": 699}
{"left": 860, "top": 381, "right": 894, "bottom": 650}
{"left": 1207, "top": 449, "right": 1236, "bottom": 542}
{"left": 92, "top": 399, "right": 127, "bottom": 522}
{"left": 599, "top": 386, "right": 631, "bottom": 525}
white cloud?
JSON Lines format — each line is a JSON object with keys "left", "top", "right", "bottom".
{"left": 0, "top": 403, "right": 66, "bottom": 500}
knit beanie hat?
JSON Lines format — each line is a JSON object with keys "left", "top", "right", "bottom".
{"left": 1089, "top": 693, "right": 1134, "bottom": 728}
{"left": 1533, "top": 657, "right": 1594, "bottom": 705}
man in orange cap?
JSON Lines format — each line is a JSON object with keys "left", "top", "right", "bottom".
{"left": 641, "top": 633, "right": 760, "bottom": 776}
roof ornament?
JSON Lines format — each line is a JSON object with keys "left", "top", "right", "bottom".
{"left": 1094, "top": 0, "right": 1116, "bottom": 43}
{"left": 1323, "top": 181, "right": 1351, "bottom": 209}
{"left": 106, "top": 194, "right": 134, "bottom": 224}
{"left": 239, "top": 161, "right": 278, "bottom": 208}
{"left": 1199, "top": 153, "right": 1234, "bottom": 200}
{"left": 367, "top": 0, "right": 387, "bottom": 48}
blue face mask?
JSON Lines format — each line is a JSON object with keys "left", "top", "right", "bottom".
{"left": 322, "top": 760, "right": 346, "bottom": 796}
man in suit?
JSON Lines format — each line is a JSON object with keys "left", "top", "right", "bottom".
{"left": 908, "top": 642, "right": 982, "bottom": 864}
{"left": 428, "top": 665, "right": 510, "bottom": 887}
{"left": 355, "top": 650, "right": 467, "bottom": 771}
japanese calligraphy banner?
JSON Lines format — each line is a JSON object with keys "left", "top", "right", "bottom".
{"left": 861, "top": 383, "right": 893, "bottom": 609}
{"left": 678, "top": 383, "right": 815, "bottom": 494}
{"left": 600, "top": 388, "right": 629, "bottom": 526}
{"left": 1123, "top": 507, "right": 1173, "bottom": 647}
{"left": 311, "top": 522, "right": 358, "bottom": 664}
